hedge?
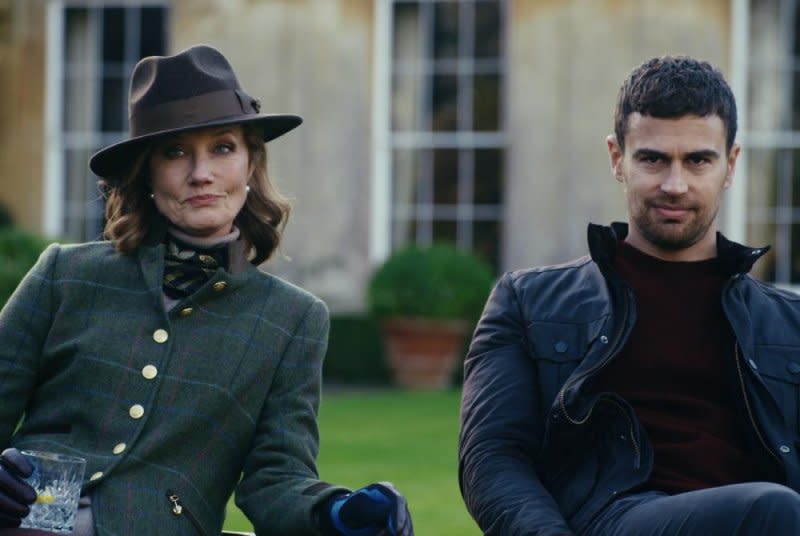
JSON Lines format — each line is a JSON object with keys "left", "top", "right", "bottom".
{"left": 0, "top": 227, "right": 52, "bottom": 308}
{"left": 322, "top": 314, "right": 392, "bottom": 385}
{"left": 323, "top": 313, "right": 474, "bottom": 386}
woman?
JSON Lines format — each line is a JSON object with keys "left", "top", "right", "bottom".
{"left": 0, "top": 45, "right": 412, "bottom": 536}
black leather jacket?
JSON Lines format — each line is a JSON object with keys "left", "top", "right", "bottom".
{"left": 459, "top": 222, "right": 800, "bottom": 535}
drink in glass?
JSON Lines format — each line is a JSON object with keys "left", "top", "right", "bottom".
{"left": 19, "top": 450, "right": 86, "bottom": 534}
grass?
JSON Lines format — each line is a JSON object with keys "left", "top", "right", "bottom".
{"left": 223, "top": 388, "right": 480, "bottom": 535}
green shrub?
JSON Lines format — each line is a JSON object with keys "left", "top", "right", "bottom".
{"left": 0, "top": 227, "right": 52, "bottom": 307}
{"left": 323, "top": 314, "right": 391, "bottom": 385}
{"left": 0, "top": 202, "right": 13, "bottom": 228}
{"left": 367, "top": 243, "right": 494, "bottom": 321}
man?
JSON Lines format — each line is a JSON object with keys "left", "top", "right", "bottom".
{"left": 459, "top": 55, "right": 800, "bottom": 535}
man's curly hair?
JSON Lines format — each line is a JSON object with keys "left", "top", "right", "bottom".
{"left": 614, "top": 56, "right": 737, "bottom": 153}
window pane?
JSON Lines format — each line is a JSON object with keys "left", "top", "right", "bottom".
{"left": 392, "top": 218, "right": 417, "bottom": 250}
{"left": 746, "top": 148, "right": 798, "bottom": 284}
{"left": 792, "top": 148, "right": 800, "bottom": 208}
{"left": 433, "top": 149, "right": 458, "bottom": 204}
{"left": 792, "top": 223, "right": 800, "bottom": 283}
{"left": 61, "top": 4, "right": 167, "bottom": 241}
{"left": 392, "top": 73, "right": 424, "bottom": 130}
{"left": 474, "top": 220, "right": 500, "bottom": 272}
{"left": 102, "top": 7, "right": 125, "bottom": 63}
{"left": 393, "top": 2, "right": 420, "bottom": 63}
{"left": 792, "top": 68, "right": 800, "bottom": 131}
{"left": 101, "top": 76, "right": 125, "bottom": 132}
{"left": 140, "top": 7, "right": 165, "bottom": 58}
{"left": 64, "top": 7, "right": 89, "bottom": 64}
{"left": 432, "top": 220, "right": 457, "bottom": 244}
{"left": 747, "top": 148, "right": 779, "bottom": 213}
{"left": 393, "top": 148, "right": 422, "bottom": 206}
{"left": 474, "top": 1, "right": 500, "bottom": 58}
{"left": 473, "top": 73, "right": 500, "bottom": 131}
{"left": 432, "top": 74, "right": 457, "bottom": 131}
{"left": 474, "top": 148, "right": 502, "bottom": 204}
{"left": 433, "top": 2, "right": 459, "bottom": 60}
{"left": 63, "top": 148, "right": 98, "bottom": 239}
{"left": 389, "top": 0, "right": 505, "bottom": 273}
{"left": 63, "top": 74, "right": 92, "bottom": 132}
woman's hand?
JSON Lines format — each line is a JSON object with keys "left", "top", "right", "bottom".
{"left": 320, "top": 482, "right": 413, "bottom": 536}
{"left": 0, "top": 448, "right": 36, "bottom": 528}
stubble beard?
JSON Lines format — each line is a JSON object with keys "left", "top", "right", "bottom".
{"left": 631, "top": 199, "right": 719, "bottom": 252}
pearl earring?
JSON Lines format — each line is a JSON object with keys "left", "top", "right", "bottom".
{"left": 149, "top": 193, "right": 155, "bottom": 199}
{"left": 245, "top": 185, "right": 251, "bottom": 193}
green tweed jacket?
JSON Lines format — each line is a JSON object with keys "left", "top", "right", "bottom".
{"left": 0, "top": 240, "right": 347, "bottom": 535}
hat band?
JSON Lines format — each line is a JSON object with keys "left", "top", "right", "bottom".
{"left": 130, "top": 89, "right": 260, "bottom": 137}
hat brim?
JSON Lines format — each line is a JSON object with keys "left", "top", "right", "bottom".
{"left": 89, "top": 113, "right": 302, "bottom": 178}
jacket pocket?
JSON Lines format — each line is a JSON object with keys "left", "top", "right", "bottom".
{"left": 526, "top": 321, "right": 588, "bottom": 362}
{"left": 752, "top": 346, "right": 800, "bottom": 432}
{"left": 166, "top": 490, "right": 210, "bottom": 536}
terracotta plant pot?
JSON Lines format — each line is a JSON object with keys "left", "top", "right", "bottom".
{"left": 381, "top": 317, "right": 469, "bottom": 389}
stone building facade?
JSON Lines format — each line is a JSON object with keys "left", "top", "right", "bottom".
{"left": 1, "top": 0, "right": 796, "bottom": 309}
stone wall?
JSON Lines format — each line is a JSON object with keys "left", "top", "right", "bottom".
{"left": 0, "top": 0, "right": 46, "bottom": 231}
{"left": 172, "top": 0, "right": 374, "bottom": 310}
{"left": 505, "top": 0, "right": 731, "bottom": 270}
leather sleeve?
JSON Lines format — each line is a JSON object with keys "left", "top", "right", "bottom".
{"left": 459, "top": 272, "right": 574, "bottom": 536}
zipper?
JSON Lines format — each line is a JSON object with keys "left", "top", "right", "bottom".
{"left": 557, "top": 286, "right": 633, "bottom": 425}
{"left": 552, "top": 287, "right": 641, "bottom": 467}
{"left": 734, "top": 343, "right": 782, "bottom": 466}
{"left": 166, "top": 490, "right": 210, "bottom": 536}
{"left": 603, "top": 398, "right": 641, "bottom": 468}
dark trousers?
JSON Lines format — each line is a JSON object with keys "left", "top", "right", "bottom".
{"left": 585, "top": 482, "right": 800, "bottom": 535}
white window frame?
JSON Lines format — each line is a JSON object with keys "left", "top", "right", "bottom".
{"left": 371, "top": 0, "right": 392, "bottom": 263}
{"left": 724, "top": 0, "right": 749, "bottom": 246}
{"left": 729, "top": 0, "right": 800, "bottom": 291}
{"left": 370, "top": 0, "right": 507, "bottom": 268}
{"left": 43, "top": 0, "right": 168, "bottom": 239}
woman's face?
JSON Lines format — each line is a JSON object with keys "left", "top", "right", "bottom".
{"left": 149, "top": 125, "right": 252, "bottom": 239}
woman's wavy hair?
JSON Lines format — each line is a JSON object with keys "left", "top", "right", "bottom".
{"left": 101, "top": 123, "right": 291, "bottom": 265}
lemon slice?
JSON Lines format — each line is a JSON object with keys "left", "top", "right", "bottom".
{"left": 36, "top": 495, "right": 55, "bottom": 504}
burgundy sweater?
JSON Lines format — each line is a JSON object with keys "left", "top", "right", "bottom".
{"left": 593, "top": 241, "right": 759, "bottom": 493}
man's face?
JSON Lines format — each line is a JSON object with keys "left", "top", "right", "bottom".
{"left": 607, "top": 113, "right": 740, "bottom": 261}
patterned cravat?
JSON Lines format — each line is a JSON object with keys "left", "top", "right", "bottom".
{"left": 162, "top": 236, "right": 229, "bottom": 299}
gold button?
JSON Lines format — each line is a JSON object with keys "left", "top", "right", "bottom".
{"left": 112, "top": 443, "right": 126, "bottom": 455}
{"left": 142, "top": 365, "right": 158, "bottom": 380}
{"left": 212, "top": 281, "right": 227, "bottom": 292}
{"left": 180, "top": 307, "right": 193, "bottom": 317}
{"left": 90, "top": 471, "right": 103, "bottom": 481}
{"left": 153, "top": 329, "right": 168, "bottom": 343}
{"left": 129, "top": 404, "right": 144, "bottom": 419}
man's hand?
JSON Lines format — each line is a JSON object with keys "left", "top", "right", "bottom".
{"left": 321, "top": 482, "right": 413, "bottom": 536}
{"left": 0, "top": 448, "right": 36, "bottom": 528}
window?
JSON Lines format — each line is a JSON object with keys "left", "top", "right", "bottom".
{"left": 386, "top": 0, "right": 506, "bottom": 271}
{"left": 46, "top": 2, "right": 167, "bottom": 241}
{"left": 743, "top": 0, "right": 800, "bottom": 284}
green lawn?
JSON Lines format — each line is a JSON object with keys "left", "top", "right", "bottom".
{"left": 223, "top": 389, "right": 481, "bottom": 535}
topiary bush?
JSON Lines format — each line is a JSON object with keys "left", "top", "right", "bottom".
{"left": 367, "top": 243, "right": 495, "bottom": 321}
{"left": 0, "top": 227, "right": 52, "bottom": 308}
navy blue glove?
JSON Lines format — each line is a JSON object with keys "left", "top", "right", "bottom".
{"left": 0, "top": 448, "right": 36, "bottom": 528}
{"left": 320, "top": 482, "right": 413, "bottom": 536}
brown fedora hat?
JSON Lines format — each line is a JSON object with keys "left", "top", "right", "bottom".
{"left": 89, "top": 44, "right": 302, "bottom": 178}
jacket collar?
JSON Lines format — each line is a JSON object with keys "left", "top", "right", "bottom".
{"left": 140, "top": 218, "right": 254, "bottom": 275}
{"left": 587, "top": 221, "right": 770, "bottom": 277}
